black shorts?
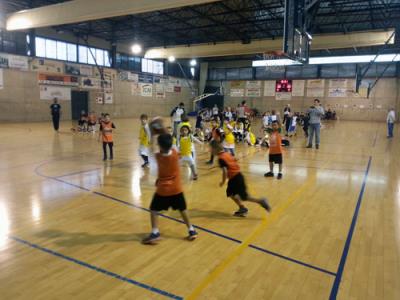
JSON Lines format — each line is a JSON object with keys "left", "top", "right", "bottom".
{"left": 150, "top": 193, "right": 187, "bottom": 212}
{"left": 226, "top": 173, "right": 248, "bottom": 200}
{"left": 269, "top": 153, "right": 283, "bottom": 164}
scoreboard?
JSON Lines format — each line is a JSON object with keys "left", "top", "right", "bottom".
{"left": 275, "top": 79, "right": 292, "bottom": 92}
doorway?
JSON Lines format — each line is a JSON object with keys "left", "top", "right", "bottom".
{"left": 71, "top": 91, "right": 89, "bottom": 120}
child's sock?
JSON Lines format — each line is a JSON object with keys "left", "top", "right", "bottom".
{"left": 152, "top": 228, "right": 160, "bottom": 234}
{"left": 188, "top": 225, "right": 195, "bottom": 232}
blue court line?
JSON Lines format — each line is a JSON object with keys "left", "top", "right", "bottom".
{"left": 34, "top": 160, "right": 336, "bottom": 277}
{"left": 329, "top": 156, "right": 372, "bottom": 299}
{"left": 9, "top": 236, "right": 183, "bottom": 300}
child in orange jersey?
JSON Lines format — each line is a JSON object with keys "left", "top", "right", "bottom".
{"left": 210, "top": 141, "right": 271, "bottom": 217}
{"left": 142, "top": 133, "right": 198, "bottom": 244}
{"left": 264, "top": 121, "right": 283, "bottom": 179}
{"left": 99, "top": 113, "right": 116, "bottom": 161}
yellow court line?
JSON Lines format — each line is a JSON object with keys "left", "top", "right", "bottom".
{"left": 186, "top": 157, "right": 334, "bottom": 300}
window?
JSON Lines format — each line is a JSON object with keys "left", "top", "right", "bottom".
{"left": 190, "top": 67, "right": 195, "bottom": 77}
{"left": 142, "top": 58, "right": 164, "bottom": 75}
{"left": 67, "top": 44, "right": 77, "bottom": 62}
{"left": 56, "top": 41, "right": 67, "bottom": 61}
{"left": 96, "top": 49, "right": 104, "bottom": 66}
{"left": 45, "top": 39, "right": 57, "bottom": 59}
{"left": 35, "top": 37, "right": 77, "bottom": 62}
{"left": 78, "top": 45, "right": 88, "bottom": 64}
{"left": 35, "top": 37, "right": 46, "bottom": 57}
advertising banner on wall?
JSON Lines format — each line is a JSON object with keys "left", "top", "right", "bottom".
{"left": 230, "top": 89, "right": 244, "bottom": 97}
{"left": 80, "top": 77, "right": 113, "bottom": 90}
{"left": 246, "top": 81, "right": 261, "bottom": 89}
{"left": 263, "top": 81, "right": 276, "bottom": 96}
{"left": 0, "top": 69, "right": 3, "bottom": 89}
{"left": 139, "top": 74, "right": 154, "bottom": 83}
{"left": 39, "top": 85, "right": 71, "bottom": 100}
{"left": 104, "top": 93, "right": 113, "bottom": 104}
{"left": 307, "top": 79, "right": 325, "bottom": 97}
{"left": 231, "top": 81, "right": 245, "bottom": 88}
{"left": 131, "top": 83, "right": 140, "bottom": 96}
{"left": 32, "top": 59, "right": 64, "bottom": 73}
{"left": 328, "top": 79, "right": 347, "bottom": 97}
{"left": 291, "top": 80, "right": 305, "bottom": 97}
{"left": 119, "top": 71, "right": 139, "bottom": 82}
{"left": 38, "top": 73, "right": 79, "bottom": 86}
{"left": 275, "top": 92, "right": 292, "bottom": 100}
{"left": 8, "top": 55, "right": 29, "bottom": 71}
{"left": 93, "top": 68, "right": 116, "bottom": 81}
{"left": 140, "top": 83, "right": 153, "bottom": 97}
{"left": 155, "top": 83, "right": 165, "bottom": 98}
{"left": 246, "top": 88, "right": 261, "bottom": 97}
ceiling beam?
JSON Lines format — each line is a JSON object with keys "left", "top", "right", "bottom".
{"left": 144, "top": 29, "right": 395, "bottom": 59}
{"left": 6, "top": 0, "right": 222, "bottom": 30}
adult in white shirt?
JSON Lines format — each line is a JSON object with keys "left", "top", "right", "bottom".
{"left": 224, "top": 107, "right": 233, "bottom": 121}
{"left": 170, "top": 102, "right": 185, "bottom": 136}
{"left": 237, "top": 101, "right": 247, "bottom": 125}
{"left": 387, "top": 108, "right": 396, "bottom": 138}
{"left": 212, "top": 104, "right": 219, "bottom": 116}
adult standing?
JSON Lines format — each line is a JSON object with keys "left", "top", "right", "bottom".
{"left": 50, "top": 98, "right": 61, "bottom": 132}
{"left": 283, "top": 104, "right": 291, "bottom": 124}
{"left": 387, "top": 108, "right": 396, "bottom": 138}
{"left": 306, "top": 99, "right": 325, "bottom": 149}
{"left": 170, "top": 102, "right": 185, "bottom": 137}
{"left": 237, "top": 101, "right": 247, "bottom": 125}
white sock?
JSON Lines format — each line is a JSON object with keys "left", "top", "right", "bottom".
{"left": 188, "top": 225, "right": 195, "bottom": 231}
{"left": 152, "top": 228, "right": 159, "bottom": 234}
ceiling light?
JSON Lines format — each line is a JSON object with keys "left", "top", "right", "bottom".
{"left": 190, "top": 59, "right": 197, "bottom": 66}
{"left": 131, "top": 44, "right": 142, "bottom": 55}
{"left": 168, "top": 56, "right": 176, "bottom": 63}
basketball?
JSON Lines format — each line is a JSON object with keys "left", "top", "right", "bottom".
{"left": 149, "top": 117, "right": 167, "bottom": 135}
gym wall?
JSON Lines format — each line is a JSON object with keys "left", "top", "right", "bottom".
{"left": 0, "top": 58, "right": 197, "bottom": 122}
{"left": 219, "top": 78, "right": 399, "bottom": 122}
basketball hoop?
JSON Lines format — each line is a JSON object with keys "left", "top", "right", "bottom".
{"left": 263, "top": 50, "right": 287, "bottom": 72}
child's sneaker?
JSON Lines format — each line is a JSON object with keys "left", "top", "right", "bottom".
{"left": 141, "top": 162, "right": 149, "bottom": 168}
{"left": 206, "top": 160, "right": 213, "bottom": 165}
{"left": 234, "top": 207, "right": 248, "bottom": 217}
{"left": 142, "top": 232, "right": 161, "bottom": 244}
{"left": 277, "top": 173, "right": 282, "bottom": 180}
{"left": 192, "top": 175, "right": 198, "bottom": 181}
{"left": 187, "top": 230, "right": 198, "bottom": 241}
{"left": 264, "top": 172, "right": 274, "bottom": 177}
{"left": 260, "top": 198, "right": 271, "bottom": 212}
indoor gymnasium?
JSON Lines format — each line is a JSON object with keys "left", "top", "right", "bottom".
{"left": 0, "top": 0, "right": 399, "bottom": 299}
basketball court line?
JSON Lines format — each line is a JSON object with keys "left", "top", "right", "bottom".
{"left": 9, "top": 236, "right": 182, "bottom": 300}
{"left": 186, "top": 154, "right": 338, "bottom": 300}
{"left": 329, "top": 156, "right": 372, "bottom": 299}
{"left": 33, "top": 161, "right": 336, "bottom": 277}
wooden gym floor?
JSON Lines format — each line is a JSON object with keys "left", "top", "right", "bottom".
{"left": 0, "top": 119, "right": 399, "bottom": 300}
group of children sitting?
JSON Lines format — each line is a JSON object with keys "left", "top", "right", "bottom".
{"left": 72, "top": 111, "right": 103, "bottom": 132}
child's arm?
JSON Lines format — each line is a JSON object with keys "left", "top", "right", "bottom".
{"left": 192, "top": 135, "right": 203, "bottom": 145}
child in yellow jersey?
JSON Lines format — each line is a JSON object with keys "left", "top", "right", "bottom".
{"left": 179, "top": 125, "right": 202, "bottom": 180}
{"left": 139, "top": 114, "right": 152, "bottom": 168}
{"left": 223, "top": 118, "right": 235, "bottom": 156}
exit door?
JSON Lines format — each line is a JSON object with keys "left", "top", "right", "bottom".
{"left": 71, "top": 91, "right": 89, "bottom": 120}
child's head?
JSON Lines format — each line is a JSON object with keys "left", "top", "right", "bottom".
{"left": 271, "top": 110, "right": 276, "bottom": 115}
{"left": 104, "top": 113, "right": 110, "bottom": 122}
{"left": 157, "top": 133, "right": 173, "bottom": 153}
{"left": 180, "top": 125, "right": 190, "bottom": 136}
{"left": 140, "top": 114, "right": 148, "bottom": 125}
{"left": 181, "top": 115, "right": 189, "bottom": 123}
{"left": 211, "top": 118, "right": 218, "bottom": 127}
{"left": 210, "top": 140, "right": 224, "bottom": 155}
{"left": 166, "top": 126, "right": 173, "bottom": 135}
{"left": 271, "top": 121, "right": 279, "bottom": 131}
{"left": 224, "top": 117, "right": 230, "bottom": 124}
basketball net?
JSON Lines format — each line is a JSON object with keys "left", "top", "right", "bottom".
{"left": 263, "top": 50, "right": 286, "bottom": 72}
